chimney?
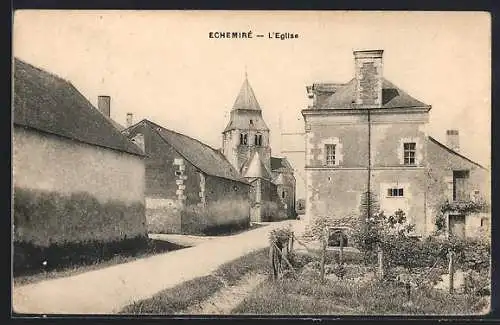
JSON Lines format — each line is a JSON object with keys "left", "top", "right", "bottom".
{"left": 446, "top": 129, "right": 460, "bottom": 152}
{"left": 126, "top": 113, "right": 134, "bottom": 128}
{"left": 97, "top": 95, "right": 111, "bottom": 117}
{"left": 353, "top": 50, "right": 384, "bottom": 107}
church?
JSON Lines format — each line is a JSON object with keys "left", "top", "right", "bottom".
{"left": 221, "top": 75, "right": 297, "bottom": 222}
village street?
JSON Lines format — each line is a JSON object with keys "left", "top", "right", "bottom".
{"left": 13, "top": 219, "right": 305, "bottom": 315}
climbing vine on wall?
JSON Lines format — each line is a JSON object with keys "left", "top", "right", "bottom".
{"left": 439, "top": 198, "right": 490, "bottom": 215}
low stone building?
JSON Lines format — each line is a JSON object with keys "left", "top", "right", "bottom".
{"left": 302, "top": 49, "right": 490, "bottom": 239}
{"left": 123, "top": 119, "right": 251, "bottom": 234}
{"left": 13, "top": 58, "right": 147, "bottom": 270}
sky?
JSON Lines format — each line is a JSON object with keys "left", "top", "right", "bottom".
{"left": 13, "top": 11, "right": 491, "bottom": 198}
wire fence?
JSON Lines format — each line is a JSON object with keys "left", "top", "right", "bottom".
{"left": 268, "top": 227, "right": 476, "bottom": 296}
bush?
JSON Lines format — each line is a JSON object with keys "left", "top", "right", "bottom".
{"left": 181, "top": 199, "right": 250, "bottom": 235}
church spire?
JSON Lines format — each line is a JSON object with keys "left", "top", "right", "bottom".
{"left": 232, "top": 73, "right": 261, "bottom": 111}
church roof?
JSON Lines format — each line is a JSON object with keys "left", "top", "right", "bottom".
{"left": 272, "top": 173, "right": 285, "bottom": 185}
{"left": 223, "top": 76, "right": 269, "bottom": 132}
{"left": 242, "top": 151, "right": 272, "bottom": 180}
{"left": 232, "top": 76, "right": 261, "bottom": 111}
{"left": 315, "top": 78, "right": 429, "bottom": 109}
{"left": 271, "top": 156, "right": 293, "bottom": 171}
{"left": 13, "top": 58, "right": 144, "bottom": 156}
{"left": 223, "top": 110, "right": 269, "bottom": 132}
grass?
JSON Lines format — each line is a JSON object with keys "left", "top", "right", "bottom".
{"left": 120, "top": 247, "right": 271, "bottom": 314}
{"left": 232, "top": 269, "right": 489, "bottom": 315}
{"left": 14, "top": 239, "right": 186, "bottom": 286}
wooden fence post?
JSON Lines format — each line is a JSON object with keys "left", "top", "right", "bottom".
{"left": 448, "top": 249, "right": 455, "bottom": 294}
{"left": 339, "top": 233, "right": 344, "bottom": 266}
{"left": 320, "top": 227, "right": 328, "bottom": 282}
{"left": 289, "top": 232, "right": 294, "bottom": 254}
{"left": 377, "top": 245, "right": 384, "bottom": 280}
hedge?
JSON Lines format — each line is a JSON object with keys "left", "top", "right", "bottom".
{"left": 13, "top": 187, "right": 148, "bottom": 275}
{"left": 13, "top": 187, "right": 147, "bottom": 246}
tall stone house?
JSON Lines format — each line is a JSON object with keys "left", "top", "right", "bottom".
{"left": 123, "top": 119, "right": 251, "bottom": 234}
{"left": 221, "top": 76, "right": 297, "bottom": 221}
{"left": 13, "top": 58, "right": 147, "bottom": 270}
{"left": 302, "top": 50, "right": 490, "bottom": 239}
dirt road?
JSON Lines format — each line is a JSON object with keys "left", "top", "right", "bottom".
{"left": 13, "top": 220, "right": 299, "bottom": 314}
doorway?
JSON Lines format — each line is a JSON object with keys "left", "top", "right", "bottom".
{"left": 449, "top": 214, "right": 466, "bottom": 238}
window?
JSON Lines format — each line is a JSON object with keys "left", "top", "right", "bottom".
{"left": 240, "top": 133, "right": 248, "bottom": 145}
{"left": 250, "top": 119, "right": 253, "bottom": 125}
{"left": 481, "top": 217, "right": 488, "bottom": 228}
{"left": 254, "top": 134, "right": 262, "bottom": 146}
{"left": 282, "top": 191, "right": 286, "bottom": 199}
{"left": 387, "top": 188, "right": 404, "bottom": 197}
{"left": 325, "top": 144, "right": 336, "bottom": 166}
{"left": 453, "top": 170, "right": 470, "bottom": 201}
{"left": 403, "top": 142, "right": 416, "bottom": 165}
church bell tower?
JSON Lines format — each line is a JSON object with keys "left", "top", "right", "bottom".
{"left": 221, "top": 74, "right": 271, "bottom": 173}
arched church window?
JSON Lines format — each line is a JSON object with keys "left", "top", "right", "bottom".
{"left": 240, "top": 133, "right": 248, "bottom": 145}
{"left": 255, "top": 134, "right": 262, "bottom": 146}
{"left": 282, "top": 191, "right": 286, "bottom": 199}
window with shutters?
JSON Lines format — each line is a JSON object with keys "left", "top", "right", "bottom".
{"left": 453, "top": 170, "right": 470, "bottom": 201}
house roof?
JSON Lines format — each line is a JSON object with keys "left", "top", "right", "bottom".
{"left": 428, "top": 136, "right": 486, "bottom": 170}
{"left": 318, "top": 78, "right": 429, "bottom": 109}
{"left": 232, "top": 76, "right": 261, "bottom": 111}
{"left": 13, "top": 58, "right": 143, "bottom": 156}
{"left": 242, "top": 151, "right": 272, "bottom": 180}
{"left": 108, "top": 119, "right": 125, "bottom": 131}
{"left": 143, "top": 120, "right": 248, "bottom": 184}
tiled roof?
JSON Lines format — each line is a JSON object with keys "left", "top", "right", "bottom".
{"left": 318, "top": 78, "right": 429, "bottom": 109}
{"left": 428, "top": 136, "right": 486, "bottom": 170}
{"left": 271, "top": 156, "right": 292, "bottom": 171}
{"left": 144, "top": 120, "right": 248, "bottom": 183}
{"left": 242, "top": 151, "right": 272, "bottom": 180}
{"left": 13, "top": 58, "right": 144, "bottom": 156}
{"left": 232, "top": 77, "right": 261, "bottom": 110}
{"left": 223, "top": 110, "right": 269, "bottom": 132}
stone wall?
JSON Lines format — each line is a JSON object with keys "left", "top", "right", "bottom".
{"left": 12, "top": 126, "right": 146, "bottom": 246}
{"left": 303, "top": 109, "right": 430, "bottom": 234}
{"left": 426, "top": 138, "right": 490, "bottom": 236}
